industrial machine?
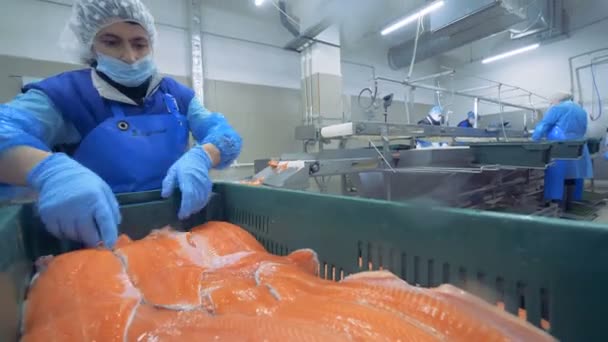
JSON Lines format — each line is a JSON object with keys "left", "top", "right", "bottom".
{"left": 250, "top": 118, "right": 602, "bottom": 218}
{"left": 249, "top": 62, "right": 607, "bottom": 220}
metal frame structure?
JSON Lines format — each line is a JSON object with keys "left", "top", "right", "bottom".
{"left": 375, "top": 75, "right": 545, "bottom": 113}
{"left": 188, "top": 0, "right": 205, "bottom": 103}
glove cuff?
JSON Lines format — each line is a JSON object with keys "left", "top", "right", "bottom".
{"left": 26, "top": 153, "right": 71, "bottom": 190}
{"left": 190, "top": 145, "right": 213, "bottom": 169}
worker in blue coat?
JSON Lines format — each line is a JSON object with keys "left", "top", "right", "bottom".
{"left": 457, "top": 111, "right": 475, "bottom": 128}
{"left": 0, "top": 0, "right": 242, "bottom": 248}
{"left": 532, "top": 92, "right": 592, "bottom": 207}
{"left": 418, "top": 106, "right": 443, "bottom": 126}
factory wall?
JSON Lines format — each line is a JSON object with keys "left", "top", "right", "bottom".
{"left": 0, "top": 0, "right": 191, "bottom": 77}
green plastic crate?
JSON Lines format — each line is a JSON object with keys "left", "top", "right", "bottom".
{"left": 469, "top": 141, "right": 586, "bottom": 168}
{"left": 470, "top": 142, "right": 553, "bottom": 167}
{"left": 1, "top": 182, "right": 607, "bottom": 341}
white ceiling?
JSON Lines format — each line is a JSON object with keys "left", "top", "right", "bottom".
{"left": 201, "top": 0, "right": 427, "bottom": 49}
{"left": 201, "top": 0, "right": 280, "bottom": 20}
{"left": 200, "top": 0, "right": 608, "bottom": 71}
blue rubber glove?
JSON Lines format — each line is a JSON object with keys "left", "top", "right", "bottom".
{"left": 27, "top": 153, "right": 120, "bottom": 248}
{"left": 161, "top": 146, "right": 213, "bottom": 220}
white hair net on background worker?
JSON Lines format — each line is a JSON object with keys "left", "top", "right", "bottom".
{"left": 0, "top": 0, "right": 242, "bottom": 248}
{"left": 549, "top": 91, "right": 574, "bottom": 105}
{"left": 418, "top": 106, "right": 443, "bottom": 126}
{"left": 60, "top": 0, "right": 157, "bottom": 63}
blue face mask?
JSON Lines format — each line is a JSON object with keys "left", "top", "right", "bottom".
{"left": 96, "top": 53, "right": 157, "bottom": 87}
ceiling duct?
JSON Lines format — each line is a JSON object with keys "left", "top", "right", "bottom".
{"left": 388, "top": 0, "right": 547, "bottom": 69}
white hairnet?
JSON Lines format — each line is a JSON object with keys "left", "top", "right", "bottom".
{"left": 549, "top": 91, "right": 573, "bottom": 104}
{"left": 61, "top": 0, "right": 157, "bottom": 63}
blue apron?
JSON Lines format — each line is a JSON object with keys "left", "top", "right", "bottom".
{"left": 72, "top": 93, "right": 189, "bottom": 193}
{"left": 544, "top": 127, "right": 592, "bottom": 201}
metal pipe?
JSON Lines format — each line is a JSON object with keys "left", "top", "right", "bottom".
{"left": 300, "top": 54, "right": 309, "bottom": 124}
{"left": 188, "top": 0, "right": 204, "bottom": 103}
{"left": 404, "top": 87, "right": 411, "bottom": 124}
{"left": 302, "top": 49, "right": 312, "bottom": 125}
{"left": 569, "top": 47, "right": 608, "bottom": 96}
{"left": 409, "top": 69, "right": 455, "bottom": 83}
{"left": 592, "top": 54, "right": 608, "bottom": 64}
{"left": 375, "top": 76, "right": 539, "bottom": 112}
{"left": 460, "top": 85, "right": 499, "bottom": 93}
{"left": 409, "top": 87, "right": 416, "bottom": 124}
{"left": 342, "top": 60, "right": 376, "bottom": 80}
{"left": 574, "top": 57, "right": 608, "bottom": 105}
{"left": 498, "top": 87, "right": 525, "bottom": 95}
{"left": 501, "top": 93, "right": 535, "bottom": 100}
{"left": 278, "top": 0, "right": 299, "bottom": 37}
{"left": 307, "top": 48, "right": 315, "bottom": 125}
{"left": 473, "top": 98, "right": 479, "bottom": 128}
{"left": 465, "top": 75, "right": 548, "bottom": 100}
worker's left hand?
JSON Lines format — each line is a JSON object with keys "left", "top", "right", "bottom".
{"left": 161, "top": 146, "right": 213, "bottom": 220}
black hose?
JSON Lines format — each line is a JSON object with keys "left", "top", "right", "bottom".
{"left": 358, "top": 81, "right": 378, "bottom": 111}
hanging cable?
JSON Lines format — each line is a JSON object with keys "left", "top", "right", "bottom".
{"left": 407, "top": 16, "right": 424, "bottom": 80}
{"left": 528, "top": 93, "right": 536, "bottom": 130}
{"left": 497, "top": 84, "right": 509, "bottom": 141}
{"left": 590, "top": 62, "right": 603, "bottom": 121}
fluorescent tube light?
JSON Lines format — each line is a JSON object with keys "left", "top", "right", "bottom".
{"left": 482, "top": 43, "right": 540, "bottom": 64}
{"left": 381, "top": 1, "right": 445, "bottom": 36}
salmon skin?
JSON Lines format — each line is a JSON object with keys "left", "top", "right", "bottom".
{"left": 22, "top": 221, "right": 556, "bottom": 342}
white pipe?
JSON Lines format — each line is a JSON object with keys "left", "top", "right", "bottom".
{"left": 409, "top": 69, "right": 455, "bottom": 83}
{"left": 461, "top": 85, "right": 499, "bottom": 93}
{"left": 307, "top": 47, "right": 315, "bottom": 124}
{"left": 300, "top": 53, "right": 309, "bottom": 124}
{"left": 304, "top": 48, "right": 312, "bottom": 125}
{"left": 404, "top": 87, "right": 411, "bottom": 124}
{"left": 473, "top": 98, "right": 479, "bottom": 128}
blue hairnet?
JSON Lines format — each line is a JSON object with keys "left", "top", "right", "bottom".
{"left": 467, "top": 111, "right": 475, "bottom": 119}
{"left": 429, "top": 106, "right": 443, "bottom": 115}
{"left": 61, "top": 0, "right": 157, "bottom": 63}
{"left": 187, "top": 98, "right": 243, "bottom": 169}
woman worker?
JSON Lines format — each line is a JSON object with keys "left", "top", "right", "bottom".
{"left": 0, "top": 0, "right": 242, "bottom": 248}
{"left": 417, "top": 106, "right": 443, "bottom": 126}
{"left": 457, "top": 111, "right": 476, "bottom": 128}
{"left": 532, "top": 92, "right": 592, "bottom": 208}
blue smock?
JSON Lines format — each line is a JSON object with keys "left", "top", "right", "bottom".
{"left": 532, "top": 101, "right": 592, "bottom": 201}
{"left": 0, "top": 69, "right": 241, "bottom": 194}
{"left": 457, "top": 119, "right": 473, "bottom": 128}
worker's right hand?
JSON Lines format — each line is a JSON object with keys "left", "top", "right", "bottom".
{"left": 27, "top": 153, "right": 120, "bottom": 248}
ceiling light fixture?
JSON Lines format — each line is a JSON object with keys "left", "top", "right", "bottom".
{"left": 381, "top": 0, "right": 445, "bottom": 36}
{"left": 482, "top": 43, "right": 540, "bottom": 64}
{"left": 254, "top": 0, "right": 265, "bottom": 6}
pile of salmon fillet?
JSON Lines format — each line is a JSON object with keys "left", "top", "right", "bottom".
{"left": 22, "top": 221, "right": 555, "bottom": 341}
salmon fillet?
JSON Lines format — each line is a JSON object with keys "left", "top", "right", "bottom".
{"left": 127, "top": 304, "right": 350, "bottom": 341}
{"left": 22, "top": 250, "right": 140, "bottom": 342}
{"left": 256, "top": 263, "right": 555, "bottom": 341}
{"left": 22, "top": 221, "right": 556, "bottom": 342}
